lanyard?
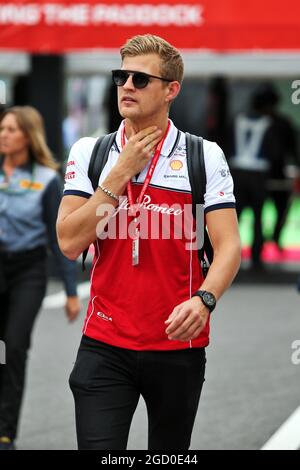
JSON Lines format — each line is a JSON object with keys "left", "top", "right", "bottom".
{"left": 0, "top": 163, "right": 36, "bottom": 195}
{"left": 121, "top": 121, "right": 170, "bottom": 215}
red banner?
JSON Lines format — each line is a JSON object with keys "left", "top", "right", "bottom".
{"left": 0, "top": 0, "right": 300, "bottom": 52}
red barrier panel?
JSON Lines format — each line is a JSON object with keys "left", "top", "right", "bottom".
{"left": 0, "top": 0, "right": 299, "bottom": 52}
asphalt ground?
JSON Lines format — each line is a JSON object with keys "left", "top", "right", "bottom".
{"left": 13, "top": 267, "right": 300, "bottom": 451}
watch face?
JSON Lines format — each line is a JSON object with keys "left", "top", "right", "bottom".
{"left": 203, "top": 292, "right": 215, "bottom": 306}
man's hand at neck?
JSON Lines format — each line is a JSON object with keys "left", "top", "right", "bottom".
{"left": 124, "top": 117, "right": 169, "bottom": 140}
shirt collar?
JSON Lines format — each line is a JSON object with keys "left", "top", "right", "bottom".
{"left": 115, "top": 119, "right": 179, "bottom": 158}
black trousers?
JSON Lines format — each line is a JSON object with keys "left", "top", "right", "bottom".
{"left": 231, "top": 169, "right": 268, "bottom": 263}
{"left": 0, "top": 248, "right": 47, "bottom": 439}
{"left": 69, "top": 335, "right": 206, "bottom": 450}
{"left": 270, "top": 188, "right": 290, "bottom": 245}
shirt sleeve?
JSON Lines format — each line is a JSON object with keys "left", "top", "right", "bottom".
{"left": 203, "top": 141, "right": 236, "bottom": 213}
{"left": 63, "top": 137, "right": 97, "bottom": 199}
{"left": 42, "top": 174, "right": 78, "bottom": 297}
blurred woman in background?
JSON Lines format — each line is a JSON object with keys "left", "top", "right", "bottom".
{"left": 0, "top": 106, "right": 81, "bottom": 450}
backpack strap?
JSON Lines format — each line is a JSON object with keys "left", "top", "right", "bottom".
{"left": 185, "top": 132, "right": 206, "bottom": 210}
{"left": 82, "top": 131, "right": 117, "bottom": 270}
{"left": 186, "top": 132, "right": 213, "bottom": 275}
{"left": 88, "top": 132, "right": 118, "bottom": 191}
{"left": 82, "top": 130, "right": 213, "bottom": 272}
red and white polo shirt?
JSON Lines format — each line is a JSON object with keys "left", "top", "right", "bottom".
{"left": 64, "top": 120, "right": 235, "bottom": 351}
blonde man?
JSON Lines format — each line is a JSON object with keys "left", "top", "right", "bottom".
{"left": 57, "top": 35, "right": 241, "bottom": 450}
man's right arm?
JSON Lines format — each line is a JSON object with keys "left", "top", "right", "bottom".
{"left": 57, "top": 126, "right": 162, "bottom": 260}
{"left": 56, "top": 167, "right": 129, "bottom": 260}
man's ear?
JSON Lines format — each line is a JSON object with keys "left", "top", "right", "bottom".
{"left": 165, "top": 81, "right": 181, "bottom": 104}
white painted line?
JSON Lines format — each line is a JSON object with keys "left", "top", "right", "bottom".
{"left": 42, "top": 282, "right": 90, "bottom": 309}
{"left": 261, "top": 406, "right": 300, "bottom": 450}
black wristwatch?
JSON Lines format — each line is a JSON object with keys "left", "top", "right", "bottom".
{"left": 192, "top": 290, "right": 216, "bottom": 313}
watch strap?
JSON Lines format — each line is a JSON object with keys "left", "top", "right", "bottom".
{"left": 192, "top": 290, "right": 216, "bottom": 313}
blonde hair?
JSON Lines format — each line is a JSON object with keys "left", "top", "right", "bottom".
{"left": 120, "top": 34, "right": 184, "bottom": 84}
{"left": 0, "top": 106, "right": 59, "bottom": 170}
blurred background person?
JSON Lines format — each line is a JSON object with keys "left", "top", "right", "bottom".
{"left": 257, "top": 83, "right": 299, "bottom": 252}
{"left": 0, "top": 106, "right": 81, "bottom": 450}
{"left": 103, "top": 81, "right": 122, "bottom": 134}
{"left": 62, "top": 106, "right": 81, "bottom": 154}
{"left": 203, "top": 76, "right": 228, "bottom": 151}
{"left": 227, "top": 86, "right": 278, "bottom": 270}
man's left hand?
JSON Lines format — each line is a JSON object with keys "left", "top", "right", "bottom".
{"left": 165, "top": 297, "right": 210, "bottom": 341}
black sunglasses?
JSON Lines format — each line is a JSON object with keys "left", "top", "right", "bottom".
{"left": 112, "top": 69, "right": 173, "bottom": 89}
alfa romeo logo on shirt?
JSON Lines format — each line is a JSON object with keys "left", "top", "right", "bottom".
{"left": 170, "top": 160, "right": 183, "bottom": 171}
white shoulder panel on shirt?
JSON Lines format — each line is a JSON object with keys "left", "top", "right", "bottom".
{"left": 202, "top": 139, "right": 236, "bottom": 210}
{"left": 63, "top": 132, "right": 235, "bottom": 211}
{"left": 64, "top": 137, "right": 98, "bottom": 196}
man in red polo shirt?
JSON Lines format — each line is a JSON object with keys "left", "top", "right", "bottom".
{"left": 57, "top": 34, "right": 241, "bottom": 450}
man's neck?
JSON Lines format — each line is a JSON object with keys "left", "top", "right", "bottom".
{"left": 124, "top": 117, "right": 169, "bottom": 139}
